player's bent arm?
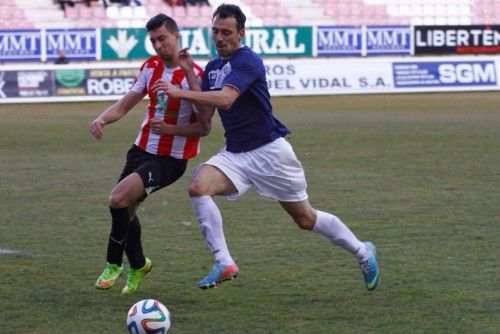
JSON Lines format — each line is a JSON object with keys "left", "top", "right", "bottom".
{"left": 90, "top": 90, "right": 145, "bottom": 139}
{"left": 178, "top": 85, "right": 239, "bottom": 110}
{"left": 98, "top": 90, "right": 145, "bottom": 124}
{"left": 151, "top": 108, "right": 214, "bottom": 137}
{"left": 182, "top": 68, "right": 213, "bottom": 116}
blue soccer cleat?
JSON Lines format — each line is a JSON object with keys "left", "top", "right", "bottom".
{"left": 359, "top": 241, "right": 381, "bottom": 291}
{"left": 197, "top": 261, "right": 239, "bottom": 289}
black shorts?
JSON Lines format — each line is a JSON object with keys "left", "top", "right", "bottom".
{"left": 119, "top": 145, "right": 188, "bottom": 201}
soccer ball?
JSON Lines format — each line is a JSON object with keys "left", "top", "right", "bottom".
{"left": 127, "top": 299, "right": 171, "bottom": 334}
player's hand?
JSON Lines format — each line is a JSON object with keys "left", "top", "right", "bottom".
{"left": 152, "top": 79, "right": 168, "bottom": 94}
{"left": 151, "top": 117, "right": 171, "bottom": 135}
{"left": 89, "top": 118, "right": 105, "bottom": 140}
{"left": 153, "top": 80, "right": 182, "bottom": 99}
{"left": 178, "top": 47, "right": 194, "bottom": 73}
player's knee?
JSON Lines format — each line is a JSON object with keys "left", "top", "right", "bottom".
{"left": 187, "top": 181, "right": 206, "bottom": 197}
{"left": 295, "top": 218, "right": 315, "bottom": 230}
{"left": 292, "top": 212, "right": 316, "bottom": 230}
{"left": 109, "top": 191, "right": 128, "bottom": 208}
{"left": 188, "top": 165, "right": 207, "bottom": 197}
{"left": 187, "top": 184, "right": 199, "bottom": 197}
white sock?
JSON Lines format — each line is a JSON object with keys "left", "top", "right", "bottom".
{"left": 313, "top": 210, "right": 368, "bottom": 263}
{"left": 191, "top": 195, "right": 234, "bottom": 265}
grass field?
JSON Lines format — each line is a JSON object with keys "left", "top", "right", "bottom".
{"left": 0, "top": 92, "right": 499, "bottom": 333}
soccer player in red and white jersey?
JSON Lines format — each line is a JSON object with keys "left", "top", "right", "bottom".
{"left": 89, "top": 14, "right": 208, "bottom": 294}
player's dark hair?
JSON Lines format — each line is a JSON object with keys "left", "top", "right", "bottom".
{"left": 146, "top": 13, "right": 179, "bottom": 33}
{"left": 212, "top": 4, "right": 246, "bottom": 31}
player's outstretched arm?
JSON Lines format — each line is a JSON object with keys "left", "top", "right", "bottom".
{"left": 89, "top": 90, "right": 145, "bottom": 140}
{"left": 153, "top": 81, "right": 239, "bottom": 111}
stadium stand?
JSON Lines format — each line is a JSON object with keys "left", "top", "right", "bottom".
{"left": 1, "top": 0, "right": 497, "bottom": 29}
{"left": 0, "top": 0, "right": 32, "bottom": 29}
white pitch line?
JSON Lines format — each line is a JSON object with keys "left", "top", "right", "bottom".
{"left": 0, "top": 248, "right": 21, "bottom": 255}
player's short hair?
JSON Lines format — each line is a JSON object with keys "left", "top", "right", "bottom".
{"left": 146, "top": 14, "right": 179, "bottom": 33}
{"left": 212, "top": 4, "right": 246, "bottom": 31}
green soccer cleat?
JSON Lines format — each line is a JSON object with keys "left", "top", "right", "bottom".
{"left": 95, "top": 263, "right": 123, "bottom": 290}
{"left": 121, "top": 258, "right": 153, "bottom": 294}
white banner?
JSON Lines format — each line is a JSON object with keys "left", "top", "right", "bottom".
{"left": 265, "top": 55, "right": 500, "bottom": 96}
{"left": 265, "top": 58, "right": 393, "bottom": 96}
{"left": 1, "top": 56, "right": 499, "bottom": 104}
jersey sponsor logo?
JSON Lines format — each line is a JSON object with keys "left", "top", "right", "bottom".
{"left": 208, "top": 62, "right": 231, "bottom": 89}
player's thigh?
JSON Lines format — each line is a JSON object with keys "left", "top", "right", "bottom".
{"left": 189, "top": 164, "right": 238, "bottom": 196}
{"left": 110, "top": 172, "right": 145, "bottom": 207}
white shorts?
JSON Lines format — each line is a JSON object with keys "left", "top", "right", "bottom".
{"left": 204, "top": 137, "right": 308, "bottom": 202}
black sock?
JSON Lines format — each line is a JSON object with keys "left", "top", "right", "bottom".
{"left": 125, "top": 215, "right": 146, "bottom": 269}
{"left": 106, "top": 206, "right": 130, "bottom": 265}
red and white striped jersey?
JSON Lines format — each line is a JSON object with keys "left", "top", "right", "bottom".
{"left": 130, "top": 55, "right": 203, "bottom": 160}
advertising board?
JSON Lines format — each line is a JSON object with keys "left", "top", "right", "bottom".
{"left": 415, "top": 25, "right": 500, "bottom": 55}
{"left": 1, "top": 56, "right": 499, "bottom": 103}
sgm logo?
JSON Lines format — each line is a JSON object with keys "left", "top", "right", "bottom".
{"left": 392, "top": 61, "right": 497, "bottom": 88}
{"left": 439, "top": 62, "right": 496, "bottom": 84}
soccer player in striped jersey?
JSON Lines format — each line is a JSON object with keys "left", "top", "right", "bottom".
{"left": 152, "top": 4, "right": 381, "bottom": 291}
{"left": 89, "top": 13, "right": 208, "bottom": 294}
